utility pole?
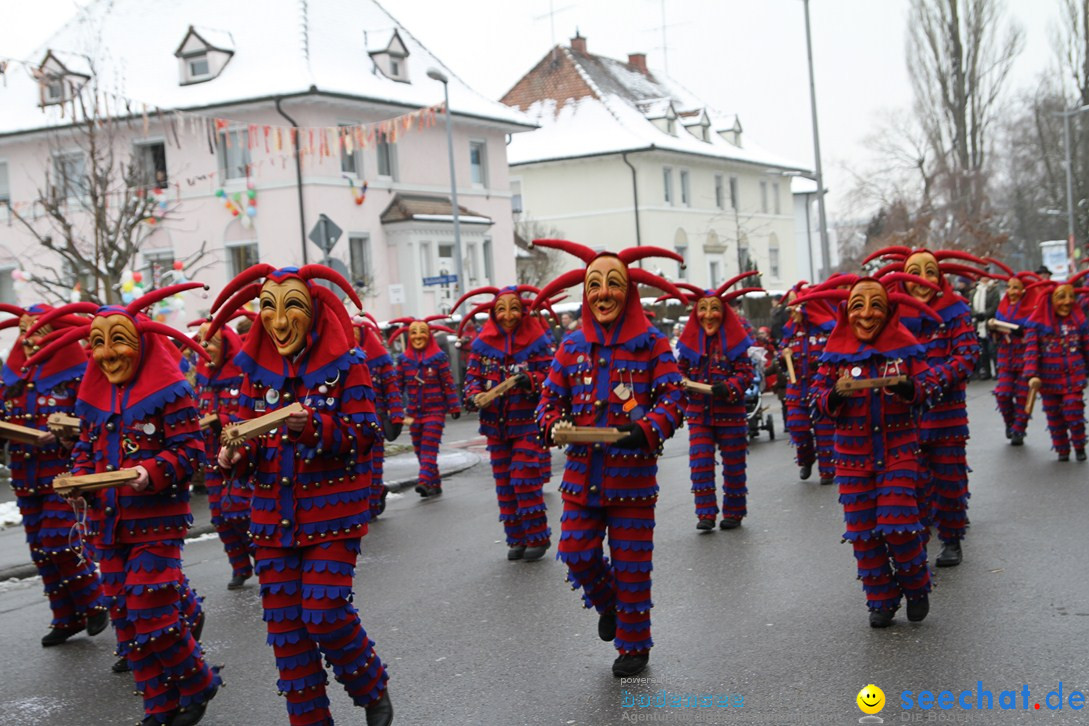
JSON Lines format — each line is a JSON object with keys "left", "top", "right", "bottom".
{"left": 803, "top": 0, "right": 831, "bottom": 279}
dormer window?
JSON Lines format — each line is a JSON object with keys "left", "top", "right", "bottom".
{"left": 174, "top": 25, "right": 234, "bottom": 86}
{"left": 37, "top": 51, "right": 89, "bottom": 107}
{"left": 369, "top": 29, "right": 410, "bottom": 83}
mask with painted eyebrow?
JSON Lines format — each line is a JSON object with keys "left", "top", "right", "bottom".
{"left": 90, "top": 314, "right": 141, "bottom": 384}
{"left": 696, "top": 297, "right": 723, "bottom": 336}
{"left": 585, "top": 256, "right": 629, "bottom": 327}
{"left": 408, "top": 321, "right": 431, "bottom": 350}
{"left": 1006, "top": 278, "right": 1024, "bottom": 305}
{"left": 847, "top": 281, "right": 889, "bottom": 343}
{"left": 259, "top": 279, "right": 313, "bottom": 356}
{"left": 494, "top": 293, "right": 523, "bottom": 332}
{"left": 1052, "top": 284, "right": 1075, "bottom": 318}
{"left": 903, "top": 252, "right": 940, "bottom": 303}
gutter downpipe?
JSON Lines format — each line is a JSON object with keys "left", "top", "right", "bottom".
{"left": 275, "top": 96, "right": 308, "bottom": 264}
{"left": 621, "top": 151, "right": 642, "bottom": 266}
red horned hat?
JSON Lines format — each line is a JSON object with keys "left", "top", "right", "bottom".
{"left": 387, "top": 315, "right": 455, "bottom": 360}
{"left": 1, "top": 303, "right": 91, "bottom": 388}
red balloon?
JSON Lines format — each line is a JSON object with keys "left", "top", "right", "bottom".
{"left": 173, "top": 260, "right": 184, "bottom": 271}
{"left": 133, "top": 271, "right": 143, "bottom": 283}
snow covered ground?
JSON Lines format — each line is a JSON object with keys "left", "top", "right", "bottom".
{"left": 0, "top": 501, "right": 22, "bottom": 529}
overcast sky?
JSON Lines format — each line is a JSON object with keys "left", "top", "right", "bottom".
{"left": 0, "top": 0, "right": 1064, "bottom": 221}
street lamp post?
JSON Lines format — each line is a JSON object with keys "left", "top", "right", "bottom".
{"left": 1057, "top": 104, "right": 1089, "bottom": 271}
{"left": 427, "top": 67, "right": 465, "bottom": 302}
{"left": 802, "top": 0, "right": 831, "bottom": 279}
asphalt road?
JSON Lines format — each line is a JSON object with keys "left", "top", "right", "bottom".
{"left": 0, "top": 382, "right": 1087, "bottom": 725}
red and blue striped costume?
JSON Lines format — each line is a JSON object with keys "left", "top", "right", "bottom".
{"left": 1023, "top": 296, "right": 1089, "bottom": 456}
{"left": 899, "top": 289, "right": 979, "bottom": 546}
{"left": 464, "top": 310, "right": 554, "bottom": 549}
{"left": 224, "top": 284, "right": 388, "bottom": 726}
{"left": 1, "top": 313, "right": 106, "bottom": 635}
{"left": 780, "top": 312, "right": 836, "bottom": 481}
{"left": 397, "top": 341, "right": 459, "bottom": 493}
{"left": 675, "top": 310, "right": 755, "bottom": 523}
{"left": 360, "top": 326, "right": 403, "bottom": 517}
{"left": 537, "top": 312, "right": 684, "bottom": 656}
{"left": 993, "top": 291, "right": 1034, "bottom": 439}
{"left": 195, "top": 326, "right": 254, "bottom": 582}
{"left": 811, "top": 304, "right": 941, "bottom": 614}
{"left": 69, "top": 326, "right": 220, "bottom": 724}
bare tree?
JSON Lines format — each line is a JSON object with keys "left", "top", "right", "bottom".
{"left": 1052, "top": 0, "right": 1089, "bottom": 249}
{"left": 515, "top": 217, "right": 567, "bottom": 288}
{"left": 907, "top": 0, "right": 1024, "bottom": 251}
{"left": 6, "top": 67, "right": 207, "bottom": 305}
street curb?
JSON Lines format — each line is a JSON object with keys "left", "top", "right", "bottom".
{"left": 0, "top": 450, "right": 481, "bottom": 582}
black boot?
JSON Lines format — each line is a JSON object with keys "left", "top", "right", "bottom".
{"left": 906, "top": 596, "right": 930, "bottom": 622}
{"left": 87, "top": 608, "right": 110, "bottom": 637}
{"left": 598, "top": 608, "right": 617, "bottom": 642}
{"left": 696, "top": 518, "right": 714, "bottom": 531}
{"left": 170, "top": 682, "right": 219, "bottom": 726}
{"left": 414, "top": 483, "right": 429, "bottom": 497}
{"left": 868, "top": 609, "right": 895, "bottom": 628}
{"left": 718, "top": 517, "right": 741, "bottom": 530}
{"left": 365, "top": 689, "right": 394, "bottom": 726}
{"left": 227, "top": 573, "right": 251, "bottom": 590}
{"left": 191, "top": 611, "right": 206, "bottom": 642}
{"left": 523, "top": 543, "right": 550, "bottom": 562}
{"left": 112, "top": 656, "right": 131, "bottom": 673}
{"left": 506, "top": 546, "right": 525, "bottom": 561}
{"left": 799, "top": 463, "right": 813, "bottom": 481}
{"left": 1077, "top": 448, "right": 1087, "bottom": 462}
{"left": 936, "top": 541, "right": 962, "bottom": 567}
{"left": 41, "top": 624, "right": 84, "bottom": 647}
{"left": 612, "top": 652, "right": 649, "bottom": 677}
{"left": 819, "top": 476, "right": 835, "bottom": 486}
{"left": 1010, "top": 433, "right": 1024, "bottom": 446}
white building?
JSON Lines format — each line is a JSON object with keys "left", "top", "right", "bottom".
{"left": 502, "top": 33, "right": 810, "bottom": 291}
{"left": 0, "top": 0, "right": 532, "bottom": 322}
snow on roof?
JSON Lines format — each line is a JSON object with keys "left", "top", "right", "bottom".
{"left": 791, "top": 176, "right": 819, "bottom": 194}
{"left": 0, "top": 0, "right": 532, "bottom": 136}
{"left": 507, "top": 46, "right": 805, "bottom": 171}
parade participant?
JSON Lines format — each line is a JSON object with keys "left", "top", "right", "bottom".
{"left": 389, "top": 315, "right": 460, "bottom": 498}
{"left": 779, "top": 284, "right": 838, "bottom": 485}
{"left": 986, "top": 262, "right": 1039, "bottom": 446}
{"left": 866, "top": 247, "right": 986, "bottom": 568}
{"left": 27, "top": 285, "right": 221, "bottom": 726}
{"left": 0, "top": 304, "right": 109, "bottom": 646}
{"left": 454, "top": 285, "right": 555, "bottom": 561}
{"left": 800, "top": 274, "right": 943, "bottom": 628}
{"left": 533, "top": 238, "right": 686, "bottom": 678}
{"left": 664, "top": 275, "right": 760, "bottom": 530}
{"left": 208, "top": 263, "right": 392, "bottom": 726}
{"left": 189, "top": 316, "right": 254, "bottom": 589}
{"left": 1023, "top": 272, "right": 1089, "bottom": 462}
{"left": 354, "top": 315, "right": 404, "bottom": 519}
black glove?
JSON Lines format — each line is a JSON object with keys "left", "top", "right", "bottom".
{"left": 827, "top": 388, "right": 845, "bottom": 409}
{"left": 383, "top": 419, "right": 403, "bottom": 442}
{"left": 515, "top": 371, "right": 533, "bottom": 390}
{"left": 711, "top": 382, "right": 732, "bottom": 400}
{"left": 888, "top": 380, "right": 915, "bottom": 400}
{"left": 209, "top": 418, "right": 223, "bottom": 437}
{"left": 1011, "top": 327, "right": 1025, "bottom": 338}
{"left": 614, "top": 422, "right": 648, "bottom": 450}
{"left": 451, "top": 411, "right": 461, "bottom": 420}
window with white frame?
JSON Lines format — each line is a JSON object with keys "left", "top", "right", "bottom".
{"left": 714, "top": 174, "right": 724, "bottom": 210}
{"left": 0, "top": 162, "right": 9, "bottom": 207}
{"left": 663, "top": 167, "right": 673, "bottom": 205}
{"left": 466, "top": 241, "right": 480, "bottom": 284}
{"left": 768, "top": 235, "right": 780, "bottom": 278}
{"left": 349, "top": 234, "right": 372, "bottom": 289}
{"left": 709, "top": 259, "right": 722, "bottom": 288}
{"left": 143, "top": 249, "right": 176, "bottom": 288}
{"left": 340, "top": 125, "right": 359, "bottom": 175}
{"left": 510, "top": 180, "right": 523, "bottom": 214}
{"left": 738, "top": 235, "right": 751, "bottom": 271}
{"left": 773, "top": 182, "right": 781, "bottom": 214}
{"left": 674, "top": 228, "right": 688, "bottom": 281}
{"left": 760, "top": 181, "right": 768, "bottom": 213}
{"left": 483, "top": 237, "right": 494, "bottom": 282}
{"left": 729, "top": 176, "right": 738, "bottom": 211}
{"left": 680, "top": 170, "right": 691, "bottom": 207}
{"left": 0, "top": 266, "right": 14, "bottom": 304}
{"left": 419, "top": 242, "right": 434, "bottom": 277}
{"left": 470, "top": 140, "right": 488, "bottom": 187}
{"left": 185, "top": 53, "right": 211, "bottom": 82}
{"left": 376, "top": 131, "right": 397, "bottom": 179}
{"left": 42, "top": 76, "right": 68, "bottom": 105}
{"left": 226, "top": 241, "right": 259, "bottom": 277}
{"left": 52, "top": 151, "right": 87, "bottom": 199}
{"left": 134, "top": 141, "right": 168, "bottom": 187}
{"left": 217, "top": 128, "right": 251, "bottom": 181}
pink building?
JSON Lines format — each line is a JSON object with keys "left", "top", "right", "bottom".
{"left": 0, "top": 0, "right": 531, "bottom": 331}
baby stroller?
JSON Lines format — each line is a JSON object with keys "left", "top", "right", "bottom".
{"left": 745, "top": 346, "right": 775, "bottom": 440}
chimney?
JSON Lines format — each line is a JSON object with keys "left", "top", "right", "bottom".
{"left": 627, "top": 53, "right": 647, "bottom": 74}
{"left": 570, "top": 30, "right": 586, "bottom": 55}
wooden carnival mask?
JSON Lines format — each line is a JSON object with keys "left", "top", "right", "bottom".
{"left": 1052, "top": 283, "right": 1075, "bottom": 318}
{"left": 408, "top": 321, "right": 431, "bottom": 350}
{"left": 259, "top": 278, "right": 313, "bottom": 357}
{"left": 1006, "top": 277, "right": 1025, "bottom": 305}
{"left": 19, "top": 314, "right": 52, "bottom": 356}
{"left": 89, "top": 314, "right": 141, "bottom": 385}
{"left": 847, "top": 281, "right": 889, "bottom": 343}
{"left": 198, "top": 323, "right": 224, "bottom": 368}
{"left": 696, "top": 296, "right": 724, "bottom": 336}
{"left": 494, "top": 293, "right": 523, "bottom": 333}
{"left": 585, "top": 256, "right": 629, "bottom": 327}
{"left": 903, "top": 251, "right": 941, "bottom": 303}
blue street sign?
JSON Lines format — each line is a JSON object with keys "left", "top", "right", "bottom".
{"left": 422, "top": 274, "right": 458, "bottom": 287}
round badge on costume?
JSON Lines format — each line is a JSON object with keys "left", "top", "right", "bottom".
{"left": 850, "top": 366, "right": 862, "bottom": 377}
{"left": 266, "top": 389, "right": 280, "bottom": 405}
{"left": 143, "top": 423, "right": 156, "bottom": 435}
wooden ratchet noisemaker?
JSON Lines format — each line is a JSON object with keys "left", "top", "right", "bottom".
{"left": 1025, "top": 387, "right": 1038, "bottom": 414}
{"left": 782, "top": 348, "right": 797, "bottom": 384}
{"left": 475, "top": 375, "right": 521, "bottom": 408}
{"left": 0, "top": 420, "right": 53, "bottom": 446}
{"left": 199, "top": 413, "right": 220, "bottom": 430}
{"left": 552, "top": 424, "right": 626, "bottom": 444}
{"left": 839, "top": 375, "right": 908, "bottom": 392}
{"left": 53, "top": 468, "right": 140, "bottom": 495}
{"left": 682, "top": 378, "right": 714, "bottom": 395}
{"left": 220, "top": 402, "right": 305, "bottom": 447}
{"left": 987, "top": 319, "right": 1020, "bottom": 333}
{"left": 46, "top": 413, "right": 81, "bottom": 438}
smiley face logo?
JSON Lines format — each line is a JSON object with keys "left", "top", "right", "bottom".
{"left": 856, "top": 684, "right": 885, "bottom": 715}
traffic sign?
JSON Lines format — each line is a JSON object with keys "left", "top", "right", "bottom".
{"left": 308, "top": 214, "right": 343, "bottom": 253}
{"left": 422, "top": 274, "right": 458, "bottom": 287}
